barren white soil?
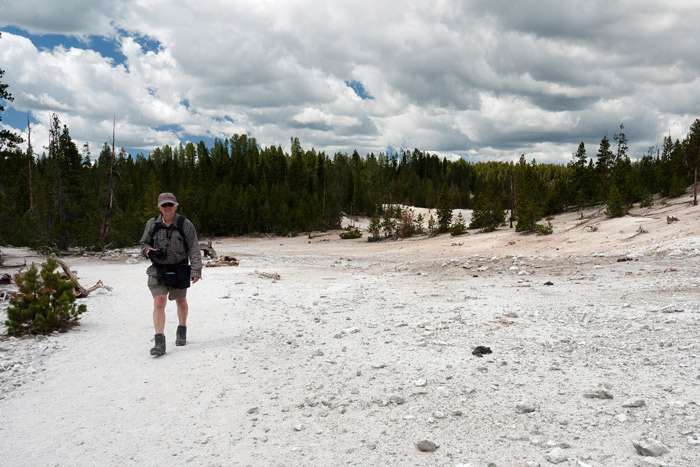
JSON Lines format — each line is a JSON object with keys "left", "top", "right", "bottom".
{"left": 1, "top": 195, "right": 699, "bottom": 467}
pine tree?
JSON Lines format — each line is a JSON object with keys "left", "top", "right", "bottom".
{"left": 381, "top": 209, "right": 396, "bottom": 238}
{"left": 5, "top": 257, "right": 87, "bottom": 335}
{"left": 427, "top": 214, "right": 438, "bottom": 237}
{"left": 469, "top": 185, "right": 505, "bottom": 233}
{"left": 595, "top": 136, "right": 614, "bottom": 199}
{"left": 415, "top": 213, "right": 425, "bottom": 235}
{"left": 605, "top": 183, "right": 628, "bottom": 218}
{"left": 0, "top": 68, "right": 23, "bottom": 151}
{"left": 435, "top": 185, "right": 452, "bottom": 233}
{"left": 450, "top": 212, "right": 467, "bottom": 236}
{"left": 515, "top": 156, "right": 541, "bottom": 233}
{"left": 684, "top": 119, "right": 700, "bottom": 205}
{"left": 367, "top": 210, "right": 381, "bottom": 242}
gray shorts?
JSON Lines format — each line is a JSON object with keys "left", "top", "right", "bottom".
{"left": 148, "top": 275, "right": 187, "bottom": 300}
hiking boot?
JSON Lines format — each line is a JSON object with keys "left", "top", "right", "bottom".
{"left": 176, "top": 325, "right": 187, "bottom": 346}
{"left": 150, "top": 333, "right": 166, "bottom": 356}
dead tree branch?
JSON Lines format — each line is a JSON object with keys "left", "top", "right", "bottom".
{"left": 54, "top": 258, "right": 113, "bottom": 298}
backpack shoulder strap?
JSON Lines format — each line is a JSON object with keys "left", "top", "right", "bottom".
{"left": 176, "top": 215, "right": 189, "bottom": 253}
{"left": 149, "top": 215, "right": 161, "bottom": 240}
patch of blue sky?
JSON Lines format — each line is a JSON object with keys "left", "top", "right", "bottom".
{"left": 114, "top": 27, "right": 161, "bottom": 54}
{"left": 1, "top": 107, "right": 39, "bottom": 131}
{"left": 2, "top": 25, "right": 127, "bottom": 66}
{"left": 345, "top": 80, "right": 374, "bottom": 100}
{"left": 213, "top": 115, "right": 235, "bottom": 124}
{"left": 153, "top": 124, "right": 182, "bottom": 133}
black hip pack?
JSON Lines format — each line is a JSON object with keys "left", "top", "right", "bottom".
{"left": 157, "top": 261, "right": 191, "bottom": 289}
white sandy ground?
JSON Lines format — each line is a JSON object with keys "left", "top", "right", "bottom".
{"left": 1, "top": 194, "right": 699, "bottom": 467}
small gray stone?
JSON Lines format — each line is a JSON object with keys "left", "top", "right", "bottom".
{"left": 515, "top": 403, "right": 536, "bottom": 414}
{"left": 546, "top": 447, "right": 567, "bottom": 464}
{"left": 432, "top": 411, "right": 447, "bottom": 419}
{"left": 583, "top": 389, "right": 613, "bottom": 399}
{"left": 622, "top": 398, "right": 645, "bottom": 408}
{"left": 632, "top": 438, "right": 669, "bottom": 457}
{"left": 688, "top": 436, "right": 700, "bottom": 446}
{"left": 415, "top": 439, "right": 438, "bottom": 452}
{"left": 389, "top": 395, "right": 405, "bottom": 405}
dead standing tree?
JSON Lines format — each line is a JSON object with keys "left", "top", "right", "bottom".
{"left": 99, "top": 116, "right": 117, "bottom": 248}
{"left": 27, "top": 116, "right": 35, "bottom": 212}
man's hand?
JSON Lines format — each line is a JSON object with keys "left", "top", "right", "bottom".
{"left": 192, "top": 277, "right": 200, "bottom": 284}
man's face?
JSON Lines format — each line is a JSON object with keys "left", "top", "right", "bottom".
{"left": 159, "top": 202, "right": 178, "bottom": 217}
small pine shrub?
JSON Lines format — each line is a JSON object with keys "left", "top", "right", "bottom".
{"left": 415, "top": 214, "right": 425, "bottom": 235}
{"left": 381, "top": 211, "right": 396, "bottom": 238}
{"left": 427, "top": 215, "right": 439, "bottom": 237}
{"left": 339, "top": 227, "right": 362, "bottom": 239}
{"left": 450, "top": 212, "right": 467, "bottom": 236}
{"left": 639, "top": 191, "right": 654, "bottom": 208}
{"left": 605, "top": 184, "right": 628, "bottom": 218}
{"left": 367, "top": 211, "right": 382, "bottom": 242}
{"left": 5, "top": 257, "right": 87, "bottom": 335}
{"left": 668, "top": 175, "right": 686, "bottom": 198}
{"left": 534, "top": 221, "right": 553, "bottom": 236}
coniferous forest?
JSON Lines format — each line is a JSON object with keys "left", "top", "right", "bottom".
{"left": 1, "top": 69, "right": 699, "bottom": 250}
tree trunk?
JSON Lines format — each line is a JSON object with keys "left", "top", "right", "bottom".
{"left": 27, "top": 117, "right": 34, "bottom": 212}
{"left": 99, "top": 117, "right": 117, "bottom": 248}
{"left": 694, "top": 164, "right": 698, "bottom": 206}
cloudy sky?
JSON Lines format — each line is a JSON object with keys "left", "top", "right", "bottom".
{"left": 1, "top": 0, "right": 699, "bottom": 164}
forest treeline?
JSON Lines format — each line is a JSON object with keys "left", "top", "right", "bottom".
{"left": 1, "top": 70, "right": 699, "bottom": 250}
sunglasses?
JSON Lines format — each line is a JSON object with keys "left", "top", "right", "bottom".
{"left": 161, "top": 203, "right": 175, "bottom": 207}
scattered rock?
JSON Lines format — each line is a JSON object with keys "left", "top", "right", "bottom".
{"left": 415, "top": 440, "right": 438, "bottom": 452}
{"left": 472, "top": 346, "right": 492, "bottom": 357}
{"left": 389, "top": 395, "right": 405, "bottom": 405}
{"left": 583, "top": 388, "right": 613, "bottom": 399}
{"left": 622, "top": 398, "right": 646, "bottom": 408}
{"left": 632, "top": 438, "right": 669, "bottom": 457}
{"left": 515, "top": 403, "right": 536, "bottom": 414}
{"left": 546, "top": 447, "right": 567, "bottom": 464}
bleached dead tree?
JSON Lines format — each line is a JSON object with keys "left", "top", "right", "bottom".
{"left": 99, "top": 116, "right": 117, "bottom": 248}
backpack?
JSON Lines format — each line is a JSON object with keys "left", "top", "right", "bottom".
{"left": 150, "top": 215, "right": 189, "bottom": 253}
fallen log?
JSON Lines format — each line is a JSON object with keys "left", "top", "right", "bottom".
{"left": 204, "top": 255, "right": 239, "bottom": 267}
{"left": 0, "top": 259, "right": 27, "bottom": 269}
{"left": 253, "top": 270, "right": 281, "bottom": 280}
{"left": 55, "top": 257, "right": 113, "bottom": 298}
